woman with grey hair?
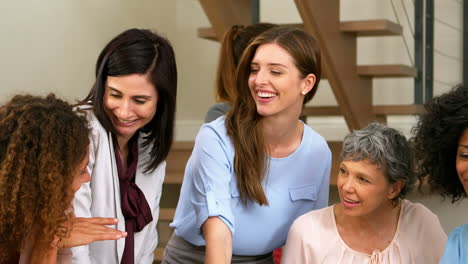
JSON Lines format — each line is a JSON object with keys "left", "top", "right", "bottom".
{"left": 282, "top": 122, "right": 447, "bottom": 264}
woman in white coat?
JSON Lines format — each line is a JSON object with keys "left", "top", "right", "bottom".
{"left": 72, "top": 28, "right": 177, "bottom": 264}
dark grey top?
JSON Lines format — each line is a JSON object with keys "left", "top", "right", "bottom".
{"left": 204, "top": 102, "right": 231, "bottom": 123}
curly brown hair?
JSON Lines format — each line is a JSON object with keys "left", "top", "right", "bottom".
{"left": 0, "top": 94, "right": 89, "bottom": 260}
{"left": 412, "top": 84, "right": 468, "bottom": 203}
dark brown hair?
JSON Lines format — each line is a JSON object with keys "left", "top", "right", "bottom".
{"left": 215, "top": 23, "right": 277, "bottom": 104}
{"left": 80, "top": 28, "right": 177, "bottom": 172}
{"left": 0, "top": 94, "right": 89, "bottom": 260}
{"left": 412, "top": 84, "right": 468, "bottom": 202}
{"left": 226, "top": 26, "right": 321, "bottom": 205}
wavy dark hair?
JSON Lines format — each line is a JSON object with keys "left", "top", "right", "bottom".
{"left": 0, "top": 94, "right": 89, "bottom": 261}
{"left": 412, "top": 84, "right": 468, "bottom": 203}
{"left": 80, "top": 28, "right": 177, "bottom": 172}
{"left": 226, "top": 26, "right": 321, "bottom": 205}
{"left": 215, "top": 23, "right": 277, "bottom": 104}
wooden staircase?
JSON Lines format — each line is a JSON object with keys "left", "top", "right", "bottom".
{"left": 154, "top": 142, "right": 193, "bottom": 263}
{"left": 198, "top": 0, "right": 422, "bottom": 129}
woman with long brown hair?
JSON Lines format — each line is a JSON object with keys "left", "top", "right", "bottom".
{"left": 164, "top": 26, "right": 331, "bottom": 264}
{"left": 204, "top": 23, "right": 277, "bottom": 123}
{"left": 0, "top": 94, "right": 126, "bottom": 264}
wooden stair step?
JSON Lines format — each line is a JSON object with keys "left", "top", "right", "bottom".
{"left": 320, "top": 64, "right": 416, "bottom": 79}
{"left": 171, "top": 141, "right": 194, "bottom": 150}
{"left": 302, "top": 105, "right": 424, "bottom": 117}
{"left": 159, "top": 208, "right": 176, "bottom": 221}
{"left": 164, "top": 171, "right": 184, "bottom": 184}
{"left": 357, "top": 64, "right": 417, "bottom": 78}
{"left": 197, "top": 19, "right": 402, "bottom": 41}
{"left": 166, "top": 141, "right": 193, "bottom": 172}
{"left": 373, "top": 105, "right": 425, "bottom": 115}
{"left": 327, "top": 141, "right": 342, "bottom": 185}
{"left": 340, "top": 19, "right": 402, "bottom": 36}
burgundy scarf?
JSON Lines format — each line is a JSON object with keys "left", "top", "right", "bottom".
{"left": 113, "top": 135, "right": 153, "bottom": 263}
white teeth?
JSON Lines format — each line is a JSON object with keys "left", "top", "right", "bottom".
{"left": 344, "top": 197, "right": 359, "bottom": 204}
{"left": 257, "top": 91, "right": 276, "bottom": 98}
{"left": 119, "top": 119, "right": 136, "bottom": 124}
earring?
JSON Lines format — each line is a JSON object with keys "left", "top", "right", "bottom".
{"left": 301, "top": 91, "right": 307, "bottom": 95}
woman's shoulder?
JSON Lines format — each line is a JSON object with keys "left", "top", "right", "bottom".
{"left": 74, "top": 106, "right": 106, "bottom": 132}
{"left": 193, "top": 117, "right": 234, "bottom": 156}
{"left": 287, "top": 206, "right": 336, "bottom": 247}
{"left": 398, "top": 199, "right": 446, "bottom": 241}
{"left": 302, "top": 124, "right": 330, "bottom": 150}
{"left": 400, "top": 199, "right": 438, "bottom": 220}
{"left": 448, "top": 224, "right": 468, "bottom": 242}
{"left": 197, "top": 117, "right": 229, "bottom": 142}
{"left": 292, "top": 206, "right": 334, "bottom": 229}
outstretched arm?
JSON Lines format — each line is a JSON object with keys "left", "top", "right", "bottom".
{"left": 57, "top": 217, "right": 127, "bottom": 248}
{"left": 28, "top": 217, "right": 127, "bottom": 264}
{"left": 203, "top": 216, "right": 232, "bottom": 264}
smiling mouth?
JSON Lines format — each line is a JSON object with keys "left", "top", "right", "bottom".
{"left": 118, "top": 119, "right": 137, "bottom": 124}
{"left": 343, "top": 197, "right": 359, "bottom": 204}
{"left": 257, "top": 91, "right": 277, "bottom": 98}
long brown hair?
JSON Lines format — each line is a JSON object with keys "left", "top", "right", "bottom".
{"left": 0, "top": 94, "right": 89, "bottom": 260}
{"left": 225, "top": 27, "right": 321, "bottom": 205}
{"left": 215, "top": 23, "right": 277, "bottom": 104}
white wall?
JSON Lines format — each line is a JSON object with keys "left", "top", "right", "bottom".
{"left": 0, "top": 0, "right": 180, "bottom": 104}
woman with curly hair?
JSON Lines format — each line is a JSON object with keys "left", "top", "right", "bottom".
{"left": 412, "top": 84, "right": 468, "bottom": 263}
{"left": 0, "top": 94, "right": 127, "bottom": 264}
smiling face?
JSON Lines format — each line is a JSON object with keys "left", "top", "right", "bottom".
{"left": 72, "top": 148, "right": 90, "bottom": 192}
{"left": 248, "top": 43, "right": 315, "bottom": 119}
{"left": 103, "top": 73, "right": 158, "bottom": 144}
{"left": 456, "top": 128, "right": 468, "bottom": 194}
{"left": 337, "top": 160, "right": 403, "bottom": 218}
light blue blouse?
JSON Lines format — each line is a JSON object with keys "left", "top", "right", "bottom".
{"left": 439, "top": 224, "right": 468, "bottom": 264}
{"left": 170, "top": 117, "right": 331, "bottom": 256}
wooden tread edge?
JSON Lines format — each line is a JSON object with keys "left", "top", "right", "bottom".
{"left": 301, "top": 105, "right": 425, "bottom": 117}
{"left": 159, "top": 208, "right": 176, "bottom": 221}
{"left": 198, "top": 19, "right": 402, "bottom": 40}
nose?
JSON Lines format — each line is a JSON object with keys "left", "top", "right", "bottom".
{"left": 342, "top": 176, "right": 355, "bottom": 193}
{"left": 81, "top": 170, "right": 91, "bottom": 184}
{"left": 116, "top": 99, "right": 132, "bottom": 119}
{"left": 254, "top": 69, "right": 268, "bottom": 87}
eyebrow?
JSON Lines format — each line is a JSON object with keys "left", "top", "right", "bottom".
{"left": 108, "top": 87, "right": 122, "bottom": 94}
{"left": 251, "top": 62, "right": 288, "bottom": 68}
{"left": 340, "top": 163, "right": 373, "bottom": 178}
{"left": 459, "top": 145, "right": 468, "bottom": 148}
{"left": 107, "top": 87, "right": 152, "bottom": 99}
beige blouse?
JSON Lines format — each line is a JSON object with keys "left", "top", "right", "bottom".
{"left": 282, "top": 200, "right": 447, "bottom": 264}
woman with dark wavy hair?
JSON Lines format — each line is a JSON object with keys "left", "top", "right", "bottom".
{"left": 412, "top": 84, "right": 468, "bottom": 263}
{"left": 0, "top": 94, "right": 126, "bottom": 264}
{"left": 164, "top": 26, "right": 331, "bottom": 264}
{"left": 73, "top": 28, "right": 177, "bottom": 263}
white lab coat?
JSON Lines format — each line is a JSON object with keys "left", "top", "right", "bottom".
{"left": 71, "top": 109, "right": 165, "bottom": 264}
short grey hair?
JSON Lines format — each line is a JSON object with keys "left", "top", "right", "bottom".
{"left": 341, "top": 122, "right": 415, "bottom": 200}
